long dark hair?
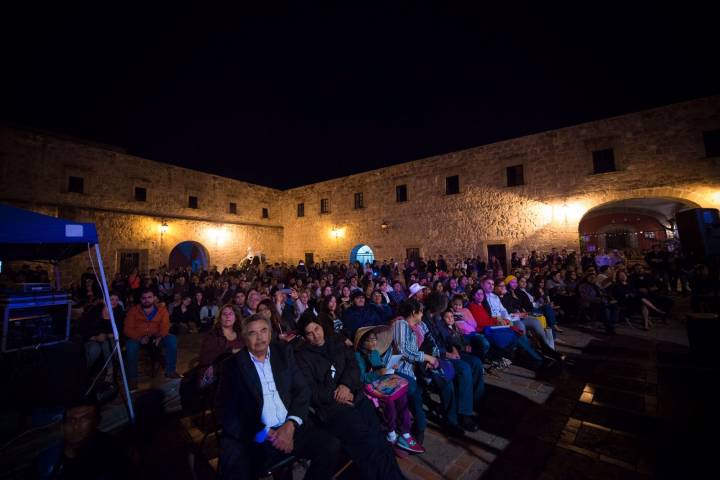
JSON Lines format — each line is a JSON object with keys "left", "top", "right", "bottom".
{"left": 258, "top": 298, "right": 283, "bottom": 332}
{"left": 320, "top": 294, "right": 337, "bottom": 317}
{"left": 213, "top": 304, "right": 242, "bottom": 335}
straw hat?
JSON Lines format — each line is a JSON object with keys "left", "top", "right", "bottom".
{"left": 353, "top": 324, "right": 393, "bottom": 354}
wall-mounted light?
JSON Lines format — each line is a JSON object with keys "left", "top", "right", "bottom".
{"left": 330, "top": 225, "right": 344, "bottom": 240}
{"left": 160, "top": 220, "right": 169, "bottom": 235}
{"left": 208, "top": 226, "right": 229, "bottom": 245}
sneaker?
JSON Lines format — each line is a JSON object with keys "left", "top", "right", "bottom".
{"left": 165, "top": 371, "right": 183, "bottom": 379}
{"left": 458, "top": 415, "right": 480, "bottom": 432}
{"left": 396, "top": 434, "right": 426, "bottom": 454}
{"left": 386, "top": 431, "right": 398, "bottom": 444}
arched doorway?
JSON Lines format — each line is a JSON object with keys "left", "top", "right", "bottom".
{"left": 169, "top": 241, "right": 209, "bottom": 273}
{"left": 579, "top": 197, "right": 699, "bottom": 257}
{"left": 349, "top": 244, "right": 375, "bottom": 266}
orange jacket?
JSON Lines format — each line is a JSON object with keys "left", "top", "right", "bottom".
{"left": 123, "top": 304, "right": 170, "bottom": 340}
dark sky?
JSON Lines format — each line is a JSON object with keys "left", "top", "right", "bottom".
{"left": 2, "top": 3, "right": 718, "bottom": 189}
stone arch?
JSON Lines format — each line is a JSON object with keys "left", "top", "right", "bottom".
{"left": 349, "top": 244, "right": 375, "bottom": 266}
{"left": 578, "top": 196, "right": 699, "bottom": 256}
{"left": 169, "top": 241, "right": 210, "bottom": 273}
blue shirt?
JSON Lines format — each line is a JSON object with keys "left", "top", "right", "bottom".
{"left": 249, "top": 347, "right": 303, "bottom": 436}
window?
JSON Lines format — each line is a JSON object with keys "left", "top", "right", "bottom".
{"left": 506, "top": 165, "right": 524, "bottom": 187}
{"left": 118, "top": 249, "right": 148, "bottom": 275}
{"left": 119, "top": 252, "right": 140, "bottom": 275}
{"left": 445, "top": 175, "right": 459, "bottom": 195}
{"left": 320, "top": 198, "right": 330, "bottom": 214}
{"left": 297, "top": 203, "right": 305, "bottom": 217}
{"left": 228, "top": 202, "right": 237, "bottom": 214}
{"left": 68, "top": 176, "right": 84, "bottom": 194}
{"left": 592, "top": 148, "right": 616, "bottom": 174}
{"left": 262, "top": 208, "right": 269, "bottom": 218}
{"left": 396, "top": 184, "right": 408, "bottom": 203}
{"left": 188, "top": 196, "right": 198, "bottom": 209}
{"left": 354, "top": 192, "right": 364, "bottom": 209}
{"left": 406, "top": 248, "right": 420, "bottom": 261}
{"left": 703, "top": 129, "right": 720, "bottom": 157}
{"left": 643, "top": 231, "right": 656, "bottom": 239}
{"left": 134, "top": 187, "right": 147, "bottom": 202}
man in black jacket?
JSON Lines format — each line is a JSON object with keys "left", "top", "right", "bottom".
{"left": 295, "top": 314, "right": 405, "bottom": 480}
{"left": 216, "top": 314, "right": 341, "bottom": 479}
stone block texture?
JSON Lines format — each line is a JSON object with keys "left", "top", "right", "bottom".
{"left": 2, "top": 96, "right": 720, "bottom": 279}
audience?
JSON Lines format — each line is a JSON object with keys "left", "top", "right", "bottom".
{"left": 2, "top": 241, "right": 700, "bottom": 478}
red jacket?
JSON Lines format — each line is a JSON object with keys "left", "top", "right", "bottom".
{"left": 123, "top": 305, "right": 170, "bottom": 340}
{"left": 468, "top": 303, "right": 495, "bottom": 330}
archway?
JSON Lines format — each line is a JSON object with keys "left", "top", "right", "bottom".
{"left": 578, "top": 197, "right": 699, "bottom": 257}
{"left": 169, "top": 241, "right": 209, "bottom": 273}
{"left": 349, "top": 244, "right": 375, "bottom": 266}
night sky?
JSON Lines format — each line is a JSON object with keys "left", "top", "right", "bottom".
{"left": 2, "top": 3, "right": 717, "bottom": 189}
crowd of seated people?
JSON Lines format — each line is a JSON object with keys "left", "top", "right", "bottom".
{"left": 2, "top": 244, "right": 716, "bottom": 479}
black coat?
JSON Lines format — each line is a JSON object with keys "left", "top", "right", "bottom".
{"left": 294, "top": 336, "right": 362, "bottom": 423}
{"left": 501, "top": 292, "right": 526, "bottom": 314}
{"left": 216, "top": 342, "right": 310, "bottom": 443}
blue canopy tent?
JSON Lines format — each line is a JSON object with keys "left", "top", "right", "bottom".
{"left": 0, "top": 203, "right": 135, "bottom": 423}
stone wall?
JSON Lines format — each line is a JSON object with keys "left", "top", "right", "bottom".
{"left": 281, "top": 96, "right": 720, "bottom": 263}
{"left": 2, "top": 96, "right": 720, "bottom": 277}
{"left": 0, "top": 128, "right": 284, "bottom": 282}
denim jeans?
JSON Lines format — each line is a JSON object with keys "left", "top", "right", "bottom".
{"left": 459, "top": 352, "right": 485, "bottom": 406}
{"left": 515, "top": 334, "right": 543, "bottom": 364}
{"left": 464, "top": 332, "right": 490, "bottom": 361}
{"left": 125, "top": 334, "right": 177, "bottom": 380}
{"left": 85, "top": 339, "right": 111, "bottom": 368}
{"left": 395, "top": 372, "right": 427, "bottom": 438}
{"left": 521, "top": 316, "right": 555, "bottom": 351}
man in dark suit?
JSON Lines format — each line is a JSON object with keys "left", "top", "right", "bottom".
{"left": 295, "top": 313, "right": 406, "bottom": 480}
{"left": 216, "top": 314, "right": 341, "bottom": 479}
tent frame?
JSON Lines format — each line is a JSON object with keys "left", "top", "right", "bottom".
{"left": 93, "top": 243, "right": 135, "bottom": 424}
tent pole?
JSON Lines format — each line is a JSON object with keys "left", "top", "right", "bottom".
{"left": 53, "top": 262, "right": 61, "bottom": 291}
{"left": 94, "top": 244, "right": 135, "bottom": 425}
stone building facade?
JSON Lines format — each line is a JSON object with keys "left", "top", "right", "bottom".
{"left": 281, "top": 96, "right": 720, "bottom": 264}
{"left": 0, "top": 128, "right": 283, "bottom": 282}
{"left": 2, "top": 96, "right": 720, "bottom": 280}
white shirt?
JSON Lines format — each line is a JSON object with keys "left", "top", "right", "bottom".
{"left": 485, "top": 292, "right": 512, "bottom": 320}
{"left": 249, "top": 347, "right": 303, "bottom": 431}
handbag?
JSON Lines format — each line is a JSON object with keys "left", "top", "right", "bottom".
{"left": 363, "top": 374, "right": 409, "bottom": 401}
{"left": 425, "top": 358, "right": 456, "bottom": 390}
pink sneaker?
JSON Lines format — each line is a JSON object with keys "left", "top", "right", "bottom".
{"left": 396, "top": 434, "right": 425, "bottom": 454}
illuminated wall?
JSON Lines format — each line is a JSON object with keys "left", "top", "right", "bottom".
{"left": 280, "top": 96, "right": 720, "bottom": 262}
{"left": 2, "top": 95, "right": 719, "bottom": 277}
